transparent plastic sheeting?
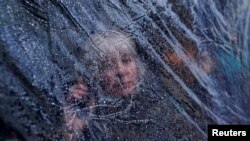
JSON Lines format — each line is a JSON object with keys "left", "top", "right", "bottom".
{"left": 0, "top": 0, "right": 250, "bottom": 141}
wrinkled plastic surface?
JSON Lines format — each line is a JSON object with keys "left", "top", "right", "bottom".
{"left": 0, "top": 0, "right": 250, "bottom": 140}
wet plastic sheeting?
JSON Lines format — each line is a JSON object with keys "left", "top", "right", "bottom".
{"left": 0, "top": 0, "right": 250, "bottom": 140}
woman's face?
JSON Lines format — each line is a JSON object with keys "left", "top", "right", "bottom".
{"left": 99, "top": 47, "right": 138, "bottom": 97}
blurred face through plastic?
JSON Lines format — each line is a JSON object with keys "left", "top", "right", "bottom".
{"left": 98, "top": 47, "right": 138, "bottom": 97}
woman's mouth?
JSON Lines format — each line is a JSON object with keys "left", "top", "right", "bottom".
{"left": 110, "top": 81, "right": 136, "bottom": 96}
{"left": 113, "top": 81, "right": 131, "bottom": 89}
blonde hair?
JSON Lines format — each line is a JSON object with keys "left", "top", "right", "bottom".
{"left": 89, "top": 30, "right": 137, "bottom": 59}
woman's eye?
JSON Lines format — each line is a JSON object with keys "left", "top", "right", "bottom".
{"left": 122, "top": 56, "right": 131, "bottom": 64}
{"left": 103, "top": 61, "right": 114, "bottom": 69}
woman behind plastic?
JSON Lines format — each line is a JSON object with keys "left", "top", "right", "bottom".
{"left": 63, "top": 30, "right": 204, "bottom": 141}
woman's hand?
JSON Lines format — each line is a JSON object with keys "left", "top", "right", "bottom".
{"left": 63, "top": 76, "right": 94, "bottom": 141}
{"left": 66, "top": 76, "right": 89, "bottom": 102}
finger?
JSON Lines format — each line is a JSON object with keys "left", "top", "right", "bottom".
{"left": 68, "top": 85, "right": 87, "bottom": 93}
{"left": 67, "top": 93, "right": 85, "bottom": 101}
{"left": 69, "top": 89, "right": 87, "bottom": 95}
{"left": 68, "top": 85, "right": 76, "bottom": 92}
{"left": 68, "top": 87, "right": 85, "bottom": 94}
{"left": 75, "top": 84, "right": 88, "bottom": 91}
{"left": 73, "top": 92, "right": 85, "bottom": 99}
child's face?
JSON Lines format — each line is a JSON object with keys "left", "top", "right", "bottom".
{"left": 99, "top": 47, "right": 138, "bottom": 97}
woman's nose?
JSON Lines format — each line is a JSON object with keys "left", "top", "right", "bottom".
{"left": 115, "top": 63, "right": 126, "bottom": 79}
{"left": 116, "top": 72, "right": 123, "bottom": 80}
